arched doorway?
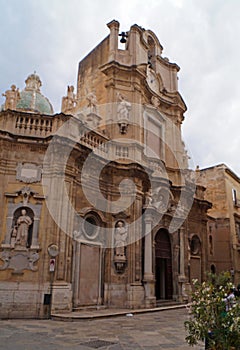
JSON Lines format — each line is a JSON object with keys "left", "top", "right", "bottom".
{"left": 155, "top": 229, "right": 173, "bottom": 300}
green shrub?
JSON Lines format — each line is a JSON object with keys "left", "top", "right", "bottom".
{"left": 184, "top": 272, "right": 240, "bottom": 349}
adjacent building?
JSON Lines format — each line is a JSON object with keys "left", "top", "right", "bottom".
{"left": 197, "top": 164, "right": 240, "bottom": 283}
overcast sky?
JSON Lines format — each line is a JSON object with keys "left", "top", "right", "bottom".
{"left": 0, "top": 0, "right": 239, "bottom": 175}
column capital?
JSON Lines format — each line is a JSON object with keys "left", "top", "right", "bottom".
{"left": 143, "top": 207, "right": 157, "bottom": 224}
{"left": 107, "top": 19, "right": 120, "bottom": 31}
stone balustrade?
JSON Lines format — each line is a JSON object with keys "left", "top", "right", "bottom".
{"left": 0, "top": 111, "right": 109, "bottom": 156}
{"left": 15, "top": 115, "right": 53, "bottom": 136}
{"left": 0, "top": 111, "right": 150, "bottom": 164}
{"left": 79, "top": 130, "right": 107, "bottom": 152}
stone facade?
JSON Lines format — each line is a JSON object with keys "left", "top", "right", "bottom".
{"left": 0, "top": 21, "right": 211, "bottom": 318}
{"left": 197, "top": 164, "right": 240, "bottom": 283}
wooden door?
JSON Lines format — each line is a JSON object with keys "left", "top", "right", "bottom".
{"left": 74, "top": 242, "right": 102, "bottom": 306}
{"left": 155, "top": 229, "right": 173, "bottom": 300}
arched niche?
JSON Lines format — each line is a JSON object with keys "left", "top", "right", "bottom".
{"left": 3, "top": 201, "right": 42, "bottom": 250}
{"left": 11, "top": 207, "right": 34, "bottom": 248}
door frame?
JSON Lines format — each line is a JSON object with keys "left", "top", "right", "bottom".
{"left": 72, "top": 240, "right": 103, "bottom": 307}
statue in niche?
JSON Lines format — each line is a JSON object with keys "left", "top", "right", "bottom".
{"left": 115, "top": 221, "right": 128, "bottom": 257}
{"left": 2, "top": 84, "right": 20, "bottom": 110}
{"left": 117, "top": 92, "right": 131, "bottom": 122}
{"left": 154, "top": 194, "right": 168, "bottom": 213}
{"left": 61, "top": 85, "right": 77, "bottom": 113}
{"left": 152, "top": 187, "right": 168, "bottom": 213}
{"left": 86, "top": 91, "right": 98, "bottom": 114}
{"left": 175, "top": 203, "right": 186, "bottom": 218}
{"left": 15, "top": 209, "right": 32, "bottom": 247}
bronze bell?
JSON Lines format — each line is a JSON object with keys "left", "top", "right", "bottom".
{"left": 119, "top": 32, "right": 127, "bottom": 44}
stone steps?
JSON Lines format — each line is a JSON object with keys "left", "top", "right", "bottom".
{"left": 73, "top": 305, "right": 107, "bottom": 312}
{"left": 156, "top": 299, "right": 184, "bottom": 307}
{"left": 51, "top": 303, "right": 187, "bottom": 321}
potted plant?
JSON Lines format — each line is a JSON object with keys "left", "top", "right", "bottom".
{"left": 184, "top": 272, "right": 240, "bottom": 349}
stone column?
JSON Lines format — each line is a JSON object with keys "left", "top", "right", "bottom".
{"left": 107, "top": 20, "right": 119, "bottom": 61}
{"left": 179, "top": 227, "right": 185, "bottom": 278}
{"left": 3, "top": 215, "right": 14, "bottom": 245}
{"left": 178, "top": 226, "right": 189, "bottom": 301}
{"left": 144, "top": 221, "right": 153, "bottom": 280}
{"left": 72, "top": 240, "right": 81, "bottom": 307}
{"left": 143, "top": 209, "right": 156, "bottom": 308}
{"left": 30, "top": 218, "right": 40, "bottom": 248}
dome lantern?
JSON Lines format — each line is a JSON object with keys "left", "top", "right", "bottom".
{"left": 24, "top": 72, "right": 42, "bottom": 93}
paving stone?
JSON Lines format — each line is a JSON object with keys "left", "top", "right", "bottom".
{"left": 0, "top": 308, "right": 204, "bottom": 350}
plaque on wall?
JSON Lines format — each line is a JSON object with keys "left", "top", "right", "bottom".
{"left": 16, "top": 163, "right": 42, "bottom": 183}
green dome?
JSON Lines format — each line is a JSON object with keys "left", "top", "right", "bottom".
{"left": 16, "top": 73, "right": 53, "bottom": 115}
{"left": 16, "top": 90, "right": 53, "bottom": 115}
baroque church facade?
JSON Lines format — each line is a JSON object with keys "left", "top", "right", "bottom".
{"left": 0, "top": 20, "right": 211, "bottom": 318}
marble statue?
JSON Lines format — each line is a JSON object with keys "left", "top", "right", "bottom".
{"left": 117, "top": 92, "right": 131, "bottom": 121}
{"left": 115, "top": 221, "right": 128, "bottom": 257}
{"left": 61, "top": 85, "right": 77, "bottom": 113}
{"left": 15, "top": 209, "right": 32, "bottom": 247}
{"left": 2, "top": 85, "right": 20, "bottom": 110}
{"left": 86, "top": 91, "right": 98, "bottom": 114}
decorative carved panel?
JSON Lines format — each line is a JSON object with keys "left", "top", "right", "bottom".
{"left": 16, "top": 163, "right": 42, "bottom": 183}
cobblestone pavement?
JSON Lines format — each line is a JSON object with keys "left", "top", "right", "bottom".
{"left": 0, "top": 308, "right": 204, "bottom": 350}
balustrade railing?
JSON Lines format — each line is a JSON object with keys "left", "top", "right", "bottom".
{"left": 15, "top": 115, "right": 52, "bottom": 136}
{"left": 0, "top": 112, "right": 146, "bottom": 163}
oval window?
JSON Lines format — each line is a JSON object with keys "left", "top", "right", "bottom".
{"left": 190, "top": 235, "right": 201, "bottom": 255}
{"left": 83, "top": 216, "right": 99, "bottom": 240}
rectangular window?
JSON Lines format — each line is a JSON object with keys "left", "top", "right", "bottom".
{"left": 146, "top": 119, "right": 161, "bottom": 158}
{"left": 143, "top": 108, "right": 165, "bottom": 161}
{"left": 232, "top": 188, "right": 237, "bottom": 205}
